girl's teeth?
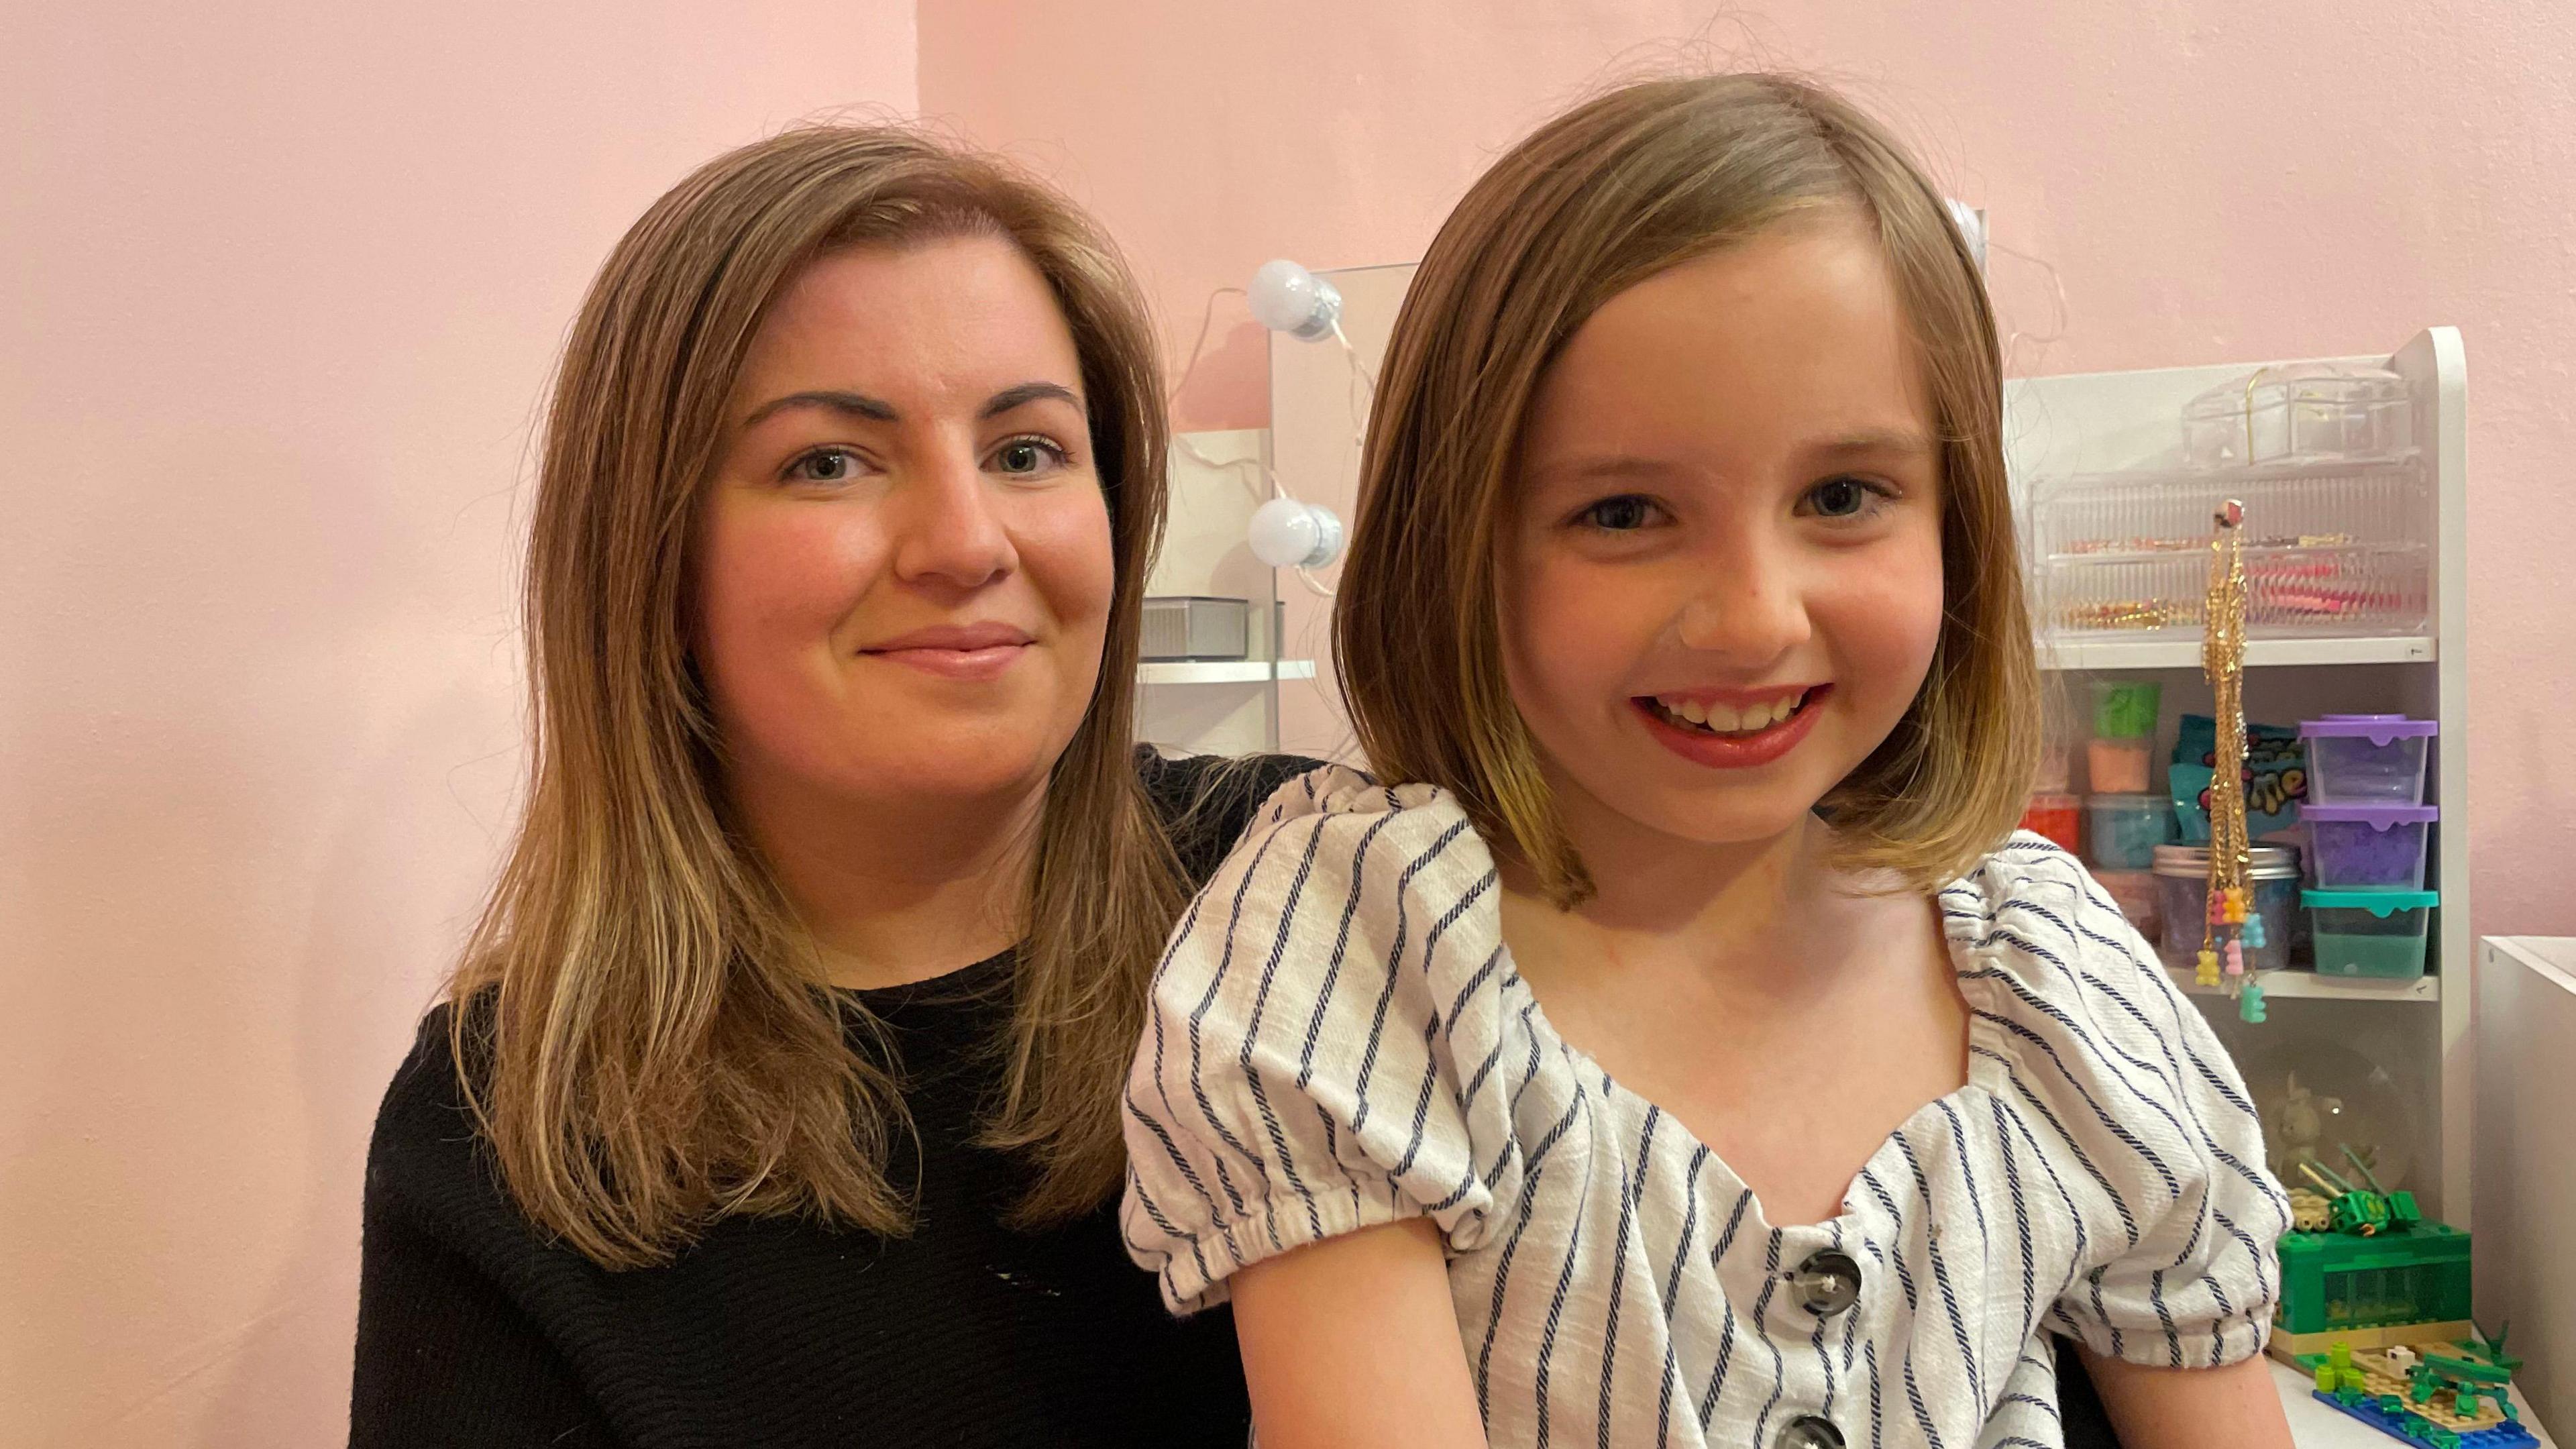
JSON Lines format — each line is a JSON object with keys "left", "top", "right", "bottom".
{"left": 1654, "top": 692, "right": 1808, "bottom": 734}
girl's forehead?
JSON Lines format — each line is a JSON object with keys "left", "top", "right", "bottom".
{"left": 1515, "top": 233, "right": 1936, "bottom": 486}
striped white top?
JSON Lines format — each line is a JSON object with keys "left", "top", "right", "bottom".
{"left": 1122, "top": 767, "right": 2290, "bottom": 1449}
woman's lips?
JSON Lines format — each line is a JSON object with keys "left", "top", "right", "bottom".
{"left": 861, "top": 623, "right": 1035, "bottom": 682}
{"left": 867, "top": 643, "right": 1030, "bottom": 680}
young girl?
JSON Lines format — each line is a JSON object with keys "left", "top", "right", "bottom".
{"left": 1122, "top": 75, "right": 2292, "bottom": 1449}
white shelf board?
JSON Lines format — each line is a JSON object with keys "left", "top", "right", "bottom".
{"left": 2166, "top": 965, "right": 2440, "bottom": 1002}
{"left": 1138, "top": 659, "right": 1318, "bottom": 685}
{"left": 2039, "top": 635, "right": 2435, "bottom": 672}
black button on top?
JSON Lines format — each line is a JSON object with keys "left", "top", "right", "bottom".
{"left": 1778, "top": 1414, "right": 1847, "bottom": 1449}
{"left": 1786, "top": 1248, "right": 1863, "bottom": 1318}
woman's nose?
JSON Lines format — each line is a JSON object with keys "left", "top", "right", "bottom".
{"left": 888, "top": 449, "right": 1016, "bottom": 590}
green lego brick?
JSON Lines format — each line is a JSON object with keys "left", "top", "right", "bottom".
{"left": 2275, "top": 1223, "right": 2474, "bottom": 1337}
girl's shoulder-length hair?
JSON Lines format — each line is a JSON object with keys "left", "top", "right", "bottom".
{"left": 1334, "top": 73, "right": 2039, "bottom": 904}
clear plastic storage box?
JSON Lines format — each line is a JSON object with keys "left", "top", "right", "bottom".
{"left": 2180, "top": 364, "right": 2414, "bottom": 472}
{"left": 2300, "top": 714, "right": 2436, "bottom": 805}
{"left": 2152, "top": 844, "right": 2302, "bottom": 973}
{"left": 2095, "top": 868, "right": 2161, "bottom": 939}
{"left": 2087, "top": 793, "right": 2174, "bottom": 871}
{"left": 2304, "top": 804, "right": 2437, "bottom": 890}
{"left": 2305, "top": 889, "right": 2438, "bottom": 981}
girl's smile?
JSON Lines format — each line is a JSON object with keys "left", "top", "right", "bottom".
{"left": 1635, "top": 683, "right": 1831, "bottom": 768}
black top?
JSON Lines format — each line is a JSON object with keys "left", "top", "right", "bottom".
{"left": 351, "top": 749, "right": 1317, "bottom": 1449}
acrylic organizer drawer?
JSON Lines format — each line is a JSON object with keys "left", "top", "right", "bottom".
{"left": 2029, "top": 463, "right": 2430, "bottom": 639}
{"left": 2037, "top": 542, "right": 2428, "bottom": 637}
{"left": 2305, "top": 805, "right": 2436, "bottom": 890}
{"left": 2305, "top": 890, "right": 2437, "bottom": 981}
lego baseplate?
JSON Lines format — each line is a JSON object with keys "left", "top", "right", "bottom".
{"left": 2303, "top": 1342, "right": 2537, "bottom": 1448}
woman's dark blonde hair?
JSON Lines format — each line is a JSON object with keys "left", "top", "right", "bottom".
{"left": 1336, "top": 74, "right": 2039, "bottom": 904}
{"left": 451, "top": 125, "right": 1186, "bottom": 1268}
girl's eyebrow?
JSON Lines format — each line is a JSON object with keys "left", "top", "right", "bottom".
{"left": 1520, "top": 455, "right": 1677, "bottom": 488}
{"left": 1808, "top": 428, "right": 1935, "bottom": 461}
{"left": 1525, "top": 429, "right": 1934, "bottom": 488}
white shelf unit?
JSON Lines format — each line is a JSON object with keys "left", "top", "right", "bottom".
{"left": 1138, "top": 659, "right": 1317, "bottom": 686}
{"left": 2005, "top": 327, "right": 2469, "bottom": 1224}
{"left": 2041, "top": 635, "right": 2436, "bottom": 672}
{"left": 1136, "top": 428, "right": 1309, "bottom": 755}
{"left": 2165, "top": 965, "right": 2440, "bottom": 1004}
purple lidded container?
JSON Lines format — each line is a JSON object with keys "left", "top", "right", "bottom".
{"left": 2299, "top": 714, "right": 2436, "bottom": 806}
{"left": 2304, "top": 804, "right": 2438, "bottom": 890}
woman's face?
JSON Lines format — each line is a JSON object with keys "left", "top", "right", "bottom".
{"left": 694, "top": 235, "right": 1116, "bottom": 814}
{"left": 1501, "top": 215, "right": 1948, "bottom": 854}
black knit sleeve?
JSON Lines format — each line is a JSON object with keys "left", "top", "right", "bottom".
{"left": 349, "top": 1008, "right": 614, "bottom": 1448}
{"left": 1131, "top": 746, "right": 1328, "bottom": 890}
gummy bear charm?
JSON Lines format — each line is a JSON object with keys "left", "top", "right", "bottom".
{"left": 2196, "top": 947, "right": 2220, "bottom": 987}
{"left": 2239, "top": 980, "right": 2266, "bottom": 1023}
{"left": 2241, "top": 912, "right": 2268, "bottom": 950}
{"left": 2224, "top": 939, "right": 2245, "bottom": 977}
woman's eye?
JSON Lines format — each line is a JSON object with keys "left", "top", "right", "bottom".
{"left": 1576, "top": 494, "right": 1659, "bottom": 532}
{"left": 1805, "top": 477, "right": 1886, "bottom": 519}
{"left": 992, "top": 437, "right": 1067, "bottom": 476}
{"left": 786, "top": 447, "right": 862, "bottom": 484}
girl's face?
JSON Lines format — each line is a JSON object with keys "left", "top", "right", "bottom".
{"left": 693, "top": 235, "right": 1116, "bottom": 812}
{"left": 1502, "top": 214, "right": 1947, "bottom": 854}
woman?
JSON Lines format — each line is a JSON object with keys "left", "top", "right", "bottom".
{"left": 350, "top": 125, "right": 1303, "bottom": 1446}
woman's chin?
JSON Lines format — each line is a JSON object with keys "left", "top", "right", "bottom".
{"left": 847, "top": 741, "right": 1063, "bottom": 803}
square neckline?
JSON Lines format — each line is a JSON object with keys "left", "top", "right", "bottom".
{"left": 1491, "top": 900, "right": 2017, "bottom": 1246}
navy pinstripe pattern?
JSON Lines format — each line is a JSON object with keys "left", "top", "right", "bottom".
{"left": 1122, "top": 771, "right": 2290, "bottom": 1448}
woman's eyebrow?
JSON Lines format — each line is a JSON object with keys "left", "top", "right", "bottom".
{"left": 741, "top": 390, "right": 898, "bottom": 427}
{"left": 738, "top": 380, "right": 1079, "bottom": 430}
{"left": 980, "top": 381, "right": 1081, "bottom": 418}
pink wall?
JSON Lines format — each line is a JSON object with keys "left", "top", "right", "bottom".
{"left": 0, "top": 5, "right": 914, "bottom": 1444}
{"left": 9, "top": 7, "right": 2573, "bottom": 1443}
{"left": 919, "top": 0, "right": 2576, "bottom": 937}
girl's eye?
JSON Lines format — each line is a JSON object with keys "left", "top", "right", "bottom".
{"left": 1576, "top": 494, "right": 1662, "bottom": 532}
{"left": 1804, "top": 476, "right": 1892, "bottom": 520}
{"left": 785, "top": 447, "right": 864, "bottom": 484}
{"left": 992, "top": 437, "right": 1069, "bottom": 476}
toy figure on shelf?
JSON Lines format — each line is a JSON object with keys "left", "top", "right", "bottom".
{"left": 2296, "top": 1145, "right": 2422, "bottom": 1238}
{"left": 2198, "top": 499, "right": 2267, "bottom": 1022}
{"left": 2277, "top": 1071, "right": 2345, "bottom": 1166}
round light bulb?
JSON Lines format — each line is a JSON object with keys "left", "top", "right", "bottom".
{"left": 1945, "top": 198, "right": 1988, "bottom": 272}
{"left": 1248, "top": 497, "right": 1346, "bottom": 570}
{"left": 1247, "top": 259, "right": 1342, "bottom": 341}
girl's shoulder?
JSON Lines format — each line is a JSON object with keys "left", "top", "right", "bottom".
{"left": 1937, "top": 831, "right": 2181, "bottom": 1015}
{"left": 1158, "top": 762, "right": 1504, "bottom": 1017}
{"left": 1215, "top": 761, "right": 1489, "bottom": 880}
